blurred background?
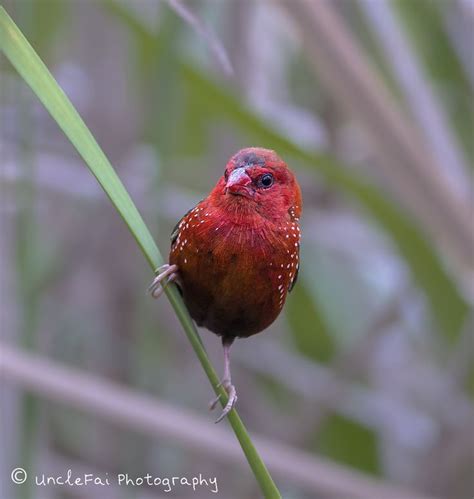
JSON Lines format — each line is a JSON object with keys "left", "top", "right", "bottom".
{"left": 1, "top": 0, "right": 473, "bottom": 498}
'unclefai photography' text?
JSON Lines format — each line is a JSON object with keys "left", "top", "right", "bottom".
{"left": 11, "top": 468, "right": 219, "bottom": 494}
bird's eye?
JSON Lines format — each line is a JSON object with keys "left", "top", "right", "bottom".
{"left": 224, "top": 170, "right": 229, "bottom": 180}
{"left": 259, "top": 173, "right": 274, "bottom": 189}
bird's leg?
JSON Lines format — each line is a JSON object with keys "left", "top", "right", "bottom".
{"left": 209, "top": 338, "right": 238, "bottom": 423}
{"left": 148, "top": 264, "right": 179, "bottom": 298}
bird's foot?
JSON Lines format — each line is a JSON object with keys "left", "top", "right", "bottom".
{"left": 148, "top": 264, "right": 179, "bottom": 298}
{"left": 209, "top": 378, "right": 238, "bottom": 423}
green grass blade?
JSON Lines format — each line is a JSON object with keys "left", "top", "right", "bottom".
{"left": 0, "top": 7, "right": 281, "bottom": 498}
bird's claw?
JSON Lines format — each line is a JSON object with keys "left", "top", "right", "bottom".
{"left": 148, "top": 264, "right": 179, "bottom": 298}
{"left": 209, "top": 379, "right": 238, "bottom": 423}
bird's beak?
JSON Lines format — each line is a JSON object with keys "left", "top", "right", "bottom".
{"left": 225, "top": 168, "right": 254, "bottom": 198}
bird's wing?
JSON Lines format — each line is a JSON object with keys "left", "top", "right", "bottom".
{"left": 288, "top": 265, "right": 299, "bottom": 292}
{"left": 170, "top": 200, "right": 204, "bottom": 246}
{"left": 287, "top": 204, "right": 300, "bottom": 293}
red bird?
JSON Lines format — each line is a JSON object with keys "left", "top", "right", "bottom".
{"left": 149, "top": 148, "right": 302, "bottom": 422}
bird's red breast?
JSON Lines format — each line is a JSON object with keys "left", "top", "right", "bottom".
{"left": 169, "top": 148, "right": 302, "bottom": 342}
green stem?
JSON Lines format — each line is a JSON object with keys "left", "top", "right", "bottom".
{"left": 0, "top": 6, "right": 280, "bottom": 498}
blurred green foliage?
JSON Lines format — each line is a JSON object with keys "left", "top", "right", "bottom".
{"left": 287, "top": 280, "right": 336, "bottom": 363}
{"left": 394, "top": 0, "right": 474, "bottom": 164}
{"left": 315, "top": 414, "right": 380, "bottom": 475}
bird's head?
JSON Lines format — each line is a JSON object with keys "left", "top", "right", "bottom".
{"left": 212, "top": 147, "right": 302, "bottom": 222}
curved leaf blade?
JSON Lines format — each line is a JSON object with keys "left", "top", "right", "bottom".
{"left": 0, "top": 7, "right": 281, "bottom": 498}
